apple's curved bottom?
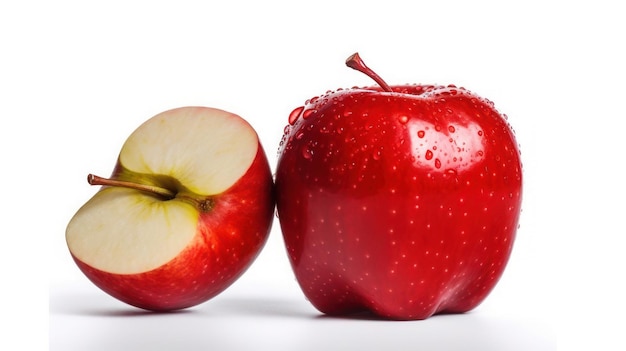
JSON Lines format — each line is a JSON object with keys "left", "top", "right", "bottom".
{"left": 289, "top": 252, "right": 510, "bottom": 321}
{"left": 72, "top": 253, "right": 255, "bottom": 311}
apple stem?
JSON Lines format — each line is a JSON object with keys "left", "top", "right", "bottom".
{"left": 87, "top": 174, "right": 176, "bottom": 199}
{"left": 345, "top": 52, "right": 393, "bottom": 92}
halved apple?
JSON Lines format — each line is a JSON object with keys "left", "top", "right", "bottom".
{"left": 66, "top": 106, "right": 274, "bottom": 311}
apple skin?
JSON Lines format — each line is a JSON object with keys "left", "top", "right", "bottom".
{"left": 276, "top": 85, "right": 522, "bottom": 320}
{"left": 67, "top": 107, "right": 274, "bottom": 311}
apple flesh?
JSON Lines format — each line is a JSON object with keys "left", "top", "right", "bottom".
{"left": 275, "top": 54, "right": 522, "bottom": 320}
{"left": 66, "top": 106, "right": 274, "bottom": 311}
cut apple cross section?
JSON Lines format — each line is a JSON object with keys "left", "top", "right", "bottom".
{"left": 66, "top": 107, "right": 259, "bottom": 275}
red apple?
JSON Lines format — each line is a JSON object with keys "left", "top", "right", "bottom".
{"left": 66, "top": 106, "right": 274, "bottom": 311}
{"left": 275, "top": 53, "right": 522, "bottom": 320}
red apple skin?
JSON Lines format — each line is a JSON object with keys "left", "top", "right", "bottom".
{"left": 276, "top": 85, "right": 522, "bottom": 320}
{"left": 72, "top": 144, "right": 274, "bottom": 311}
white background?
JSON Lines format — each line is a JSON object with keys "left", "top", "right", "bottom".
{"left": 2, "top": 0, "right": 623, "bottom": 349}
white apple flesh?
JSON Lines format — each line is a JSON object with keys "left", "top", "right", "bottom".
{"left": 66, "top": 107, "right": 274, "bottom": 311}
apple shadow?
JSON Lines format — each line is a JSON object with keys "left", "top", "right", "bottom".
{"left": 50, "top": 288, "right": 313, "bottom": 319}
{"left": 90, "top": 308, "right": 194, "bottom": 318}
{"left": 49, "top": 289, "right": 194, "bottom": 317}
{"left": 313, "top": 309, "right": 471, "bottom": 322}
{"left": 314, "top": 310, "right": 387, "bottom": 321}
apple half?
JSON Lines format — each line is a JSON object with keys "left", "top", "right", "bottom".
{"left": 66, "top": 107, "right": 274, "bottom": 311}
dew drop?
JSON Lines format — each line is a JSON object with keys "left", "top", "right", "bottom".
{"left": 448, "top": 125, "right": 456, "bottom": 133}
{"left": 372, "top": 150, "right": 382, "bottom": 161}
{"left": 477, "top": 150, "right": 484, "bottom": 156}
{"left": 288, "top": 106, "right": 304, "bottom": 125}
{"left": 306, "top": 96, "right": 319, "bottom": 104}
{"left": 302, "top": 146, "right": 313, "bottom": 160}
{"left": 296, "top": 131, "right": 304, "bottom": 140}
{"left": 477, "top": 130, "right": 484, "bottom": 136}
{"left": 303, "top": 109, "right": 316, "bottom": 119}
{"left": 398, "top": 115, "right": 409, "bottom": 124}
{"left": 417, "top": 130, "right": 425, "bottom": 138}
{"left": 425, "top": 150, "right": 434, "bottom": 160}
{"left": 435, "top": 159, "right": 442, "bottom": 169}
{"left": 445, "top": 168, "right": 457, "bottom": 176}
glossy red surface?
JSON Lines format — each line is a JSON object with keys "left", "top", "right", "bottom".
{"left": 276, "top": 85, "right": 522, "bottom": 320}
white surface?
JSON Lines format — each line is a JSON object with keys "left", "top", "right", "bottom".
{"left": 50, "top": 280, "right": 552, "bottom": 351}
{"left": 2, "top": 0, "right": 624, "bottom": 349}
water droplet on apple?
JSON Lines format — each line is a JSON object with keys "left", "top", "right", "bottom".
{"left": 288, "top": 106, "right": 304, "bottom": 125}
{"left": 435, "top": 159, "right": 442, "bottom": 169}
{"left": 302, "top": 146, "right": 313, "bottom": 160}
{"left": 445, "top": 168, "right": 457, "bottom": 176}
{"left": 477, "top": 150, "right": 484, "bottom": 156}
{"left": 296, "top": 131, "right": 304, "bottom": 140}
{"left": 372, "top": 149, "right": 382, "bottom": 160}
{"left": 398, "top": 115, "right": 409, "bottom": 124}
{"left": 306, "top": 96, "right": 319, "bottom": 104}
{"left": 448, "top": 125, "right": 456, "bottom": 133}
{"left": 425, "top": 150, "right": 434, "bottom": 160}
{"left": 303, "top": 109, "right": 317, "bottom": 119}
{"left": 417, "top": 130, "right": 425, "bottom": 138}
{"left": 343, "top": 110, "right": 353, "bottom": 117}
{"left": 477, "top": 130, "right": 483, "bottom": 136}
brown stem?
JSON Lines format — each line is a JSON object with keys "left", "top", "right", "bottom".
{"left": 87, "top": 174, "right": 176, "bottom": 199}
{"left": 345, "top": 52, "right": 393, "bottom": 92}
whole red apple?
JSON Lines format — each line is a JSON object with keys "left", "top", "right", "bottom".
{"left": 275, "top": 53, "right": 522, "bottom": 320}
{"left": 66, "top": 106, "right": 274, "bottom": 311}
